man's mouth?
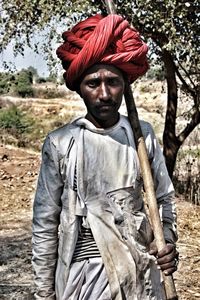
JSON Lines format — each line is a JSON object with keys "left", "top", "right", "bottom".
{"left": 97, "top": 105, "right": 116, "bottom": 113}
{"left": 99, "top": 104, "right": 113, "bottom": 108}
{"left": 98, "top": 102, "right": 116, "bottom": 109}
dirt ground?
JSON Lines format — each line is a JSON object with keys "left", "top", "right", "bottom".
{"left": 0, "top": 145, "right": 39, "bottom": 299}
{"left": 0, "top": 143, "right": 200, "bottom": 299}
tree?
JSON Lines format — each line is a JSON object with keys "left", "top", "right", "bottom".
{"left": 1, "top": 0, "right": 199, "bottom": 177}
{"left": 27, "top": 66, "right": 39, "bottom": 83}
{"left": 0, "top": 72, "right": 16, "bottom": 94}
{"left": 98, "top": 0, "right": 200, "bottom": 178}
{"left": 0, "top": 1, "right": 96, "bottom": 59}
{"left": 14, "top": 69, "right": 34, "bottom": 97}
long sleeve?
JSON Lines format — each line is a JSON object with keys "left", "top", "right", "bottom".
{"left": 143, "top": 122, "right": 178, "bottom": 244}
{"left": 32, "top": 135, "right": 63, "bottom": 299}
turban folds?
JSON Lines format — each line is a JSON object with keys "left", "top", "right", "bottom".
{"left": 56, "top": 14, "right": 148, "bottom": 91}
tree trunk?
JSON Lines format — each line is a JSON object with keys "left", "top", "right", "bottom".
{"left": 162, "top": 50, "right": 182, "bottom": 178}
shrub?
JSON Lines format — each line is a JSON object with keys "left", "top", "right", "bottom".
{"left": 0, "top": 106, "right": 34, "bottom": 135}
{"left": 146, "top": 66, "right": 165, "bottom": 81}
{"left": 46, "top": 73, "right": 57, "bottom": 83}
{"left": 14, "top": 70, "right": 34, "bottom": 98}
{"left": 0, "top": 72, "right": 16, "bottom": 95}
{"left": 36, "top": 77, "right": 47, "bottom": 83}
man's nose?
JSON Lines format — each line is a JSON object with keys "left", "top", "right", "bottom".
{"left": 99, "top": 83, "right": 110, "bottom": 101}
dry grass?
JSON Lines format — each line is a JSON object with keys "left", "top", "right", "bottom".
{"left": 174, "top": 198, "right": 200, "bottom": 299}
{"left": 0, "top": 83, "right": 199, "bottom": 299}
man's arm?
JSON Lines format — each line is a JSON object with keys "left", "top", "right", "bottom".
{"left": 32, "top": 135, "right": 63, "bottom": 299}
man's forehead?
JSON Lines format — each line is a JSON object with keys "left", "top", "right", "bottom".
{"left": 82, "top": 64, "right": 124, "bottom": 79}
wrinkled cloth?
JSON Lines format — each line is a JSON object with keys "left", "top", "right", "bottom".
{"left": 63, "top": 258, "right": 111, "bottom": 300}
{"left": 32, "top": 115, "right": 177, "bottom": 299}
{"left": 56, "top": 14, "right": 148, "bottom": 90}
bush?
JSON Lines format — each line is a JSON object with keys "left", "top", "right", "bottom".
{"left": 36, "top": 77, "right": 47, "bottom": 83}
{"left": 16, "top": 84, "right": 34, "bottom": 98}
{"left": 46, "top": 73, "right": 57, "bottom": 83}
{"left": 0, "top": 72, "right": 16, "bottom": 95}
{"left": 146, "top": 66, "right": 165, "bottom": 81}
{"left": 14, "top": 70, "right": 34, "bottom": 98}
{"left": 0, "top": 106, "right": 34, "bottom": 135}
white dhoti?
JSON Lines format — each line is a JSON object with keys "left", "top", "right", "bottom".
{"left": 63, "top": 257, "right": 111, "bottom": 300}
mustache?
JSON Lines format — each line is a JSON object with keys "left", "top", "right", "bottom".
{"left": 96, "top": 99, "right": 116, "bottom": 107}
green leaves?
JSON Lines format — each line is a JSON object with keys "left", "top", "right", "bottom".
{"left": 1, "top": 0, "right": 199, "bottom": 100}
{"left": 0, "top": 106, "right": 34, "bottom": 134}
{"left": 1, "top": 0, "right": 199, "bottom": 70}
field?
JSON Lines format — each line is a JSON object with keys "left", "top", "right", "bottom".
{"left": 0, "top": 81, "right": 199, "bottom": 299}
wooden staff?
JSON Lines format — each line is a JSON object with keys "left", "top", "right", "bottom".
{"left": 103, "top": 0, "right": 178, "bottom": 299}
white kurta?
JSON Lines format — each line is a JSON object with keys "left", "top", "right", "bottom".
{"left": 32, "top": 114, "right": 177, "bottom": 300}
{"left": 63, "top": 116, "right": 174, "bottom": 299}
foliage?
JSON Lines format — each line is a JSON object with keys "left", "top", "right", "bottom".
{"left": 0, "top": 67, "right": 56, "bottom": 93}
{"left": 0, "top": 68, "right": 34, "bottom": 96}
{"left": 0, "top": 106, "right": 34, "bottom": 134}
{"left": 1, "top": 1, "right": 199, "bottom": 84}
{"left": 146, "top": 66, "right": 165, "bottom": 81}
{"left": 27, "top": 66, "right": 39, "bottom": 81}
{"left": 1, "top": 1, "right": 199, "bottom": 68}
{"left": 36, "top": 77, "right": 47, "bottom": 83}
{"left": 14, "top": 69, "right": 34, "bottom": 97}
{"left": 0, "top": 67, "right": 66, "bottom": 97}
{"left": 0, "top": 0, "right": 98, "bottom": 66}
{"left": 0, "top": 72, "right": 16, "bottom": 94}
{"left": 173, "top": 145, "right": 200, "bottom": 204}
{"left": 99, "top": 0, "right": 200, "bottom": 177}
{"left": 27, "top": 66, "right": 38, "bottom": 77}
{"left": 0, "top": 101, "right": 74, "bottom": 150}
{"left": 46, "top": 73, "right": 57, "bottom": 84}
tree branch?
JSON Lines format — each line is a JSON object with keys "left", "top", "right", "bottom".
{"left": 174, "top": 62, "right": 198, "bottom": 104}
{"left": 176, "top": 59, "right": 196, "bottom": 89}
{"left": 178, "top": 108, "right": 200, "bottom": 143}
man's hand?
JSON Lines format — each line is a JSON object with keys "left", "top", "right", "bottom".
{"left": 149, "top": 242, "right": 179, "bottom": 276}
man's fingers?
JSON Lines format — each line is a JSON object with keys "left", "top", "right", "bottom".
{"left": 155, "top": 243, "right": 179, "bottom": 275}
{"left": 163, "top": 266, "right": 177, "bottom": 276}
{"left": 155, "top": 257, "right": 178, "bottom": 275}
{"left": 157, "top": 259, "right": 178, "bottom": 270}
{"left": 157, "top": 243, "right": 176, "bottom": 258}
{"left": 157, "top": 251, "right": 176, "bottom": 265}
{"left": 149, "top": 243, "right": 179, "bottom": 275}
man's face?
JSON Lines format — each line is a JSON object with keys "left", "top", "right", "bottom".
{"left": 79, "top": 64, "right": 125, "bottom": 128}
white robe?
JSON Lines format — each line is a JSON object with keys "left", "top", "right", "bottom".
{"left": 63, "top": 116, "right": 175, "bottom": 299}
{"left": 32, "top": 115, "right": 177, "bottom": 300}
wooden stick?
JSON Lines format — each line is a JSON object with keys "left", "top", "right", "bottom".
{"left": 103, "top": 1, "right": 178, "bottom": 299}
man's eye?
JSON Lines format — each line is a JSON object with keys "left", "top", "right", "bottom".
{"left": 87, "top": 81, "right": 98, "bottom": 88}
{"left": 108, "top": 79, "right": 120, "bottom": 86}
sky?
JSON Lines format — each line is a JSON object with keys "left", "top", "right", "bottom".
{"left": 0, "top": 43, "right": 50, "bottom": 77}
{"left": 0, "top": 18, "right": 69, "bottom": 78}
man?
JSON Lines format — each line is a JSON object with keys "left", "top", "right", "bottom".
{"left": 32, "top": 14, "right": 178, "bottom": 299}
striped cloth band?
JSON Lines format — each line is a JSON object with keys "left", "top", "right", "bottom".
{"left": 72, "top": 167, "right": 101, "bottom": 262}
{"left": 72, "top": 224, "right": 101, "bottom": 262}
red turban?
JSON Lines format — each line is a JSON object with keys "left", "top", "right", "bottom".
{"left": 56, "top": 14, "right": 148, "bottom": 91}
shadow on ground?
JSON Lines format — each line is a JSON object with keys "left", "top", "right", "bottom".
{"left": 0, "top": 233, "right": 35, "bottom": 300}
